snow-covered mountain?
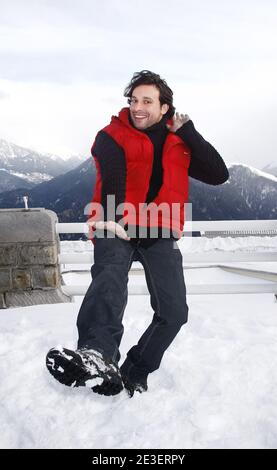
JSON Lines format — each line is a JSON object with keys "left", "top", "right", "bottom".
{"left": 0, "top": 161, "right": 276, "bottom": 227}
{"left": 0, "top": 169, "right": 35, "bottom": 192}
{"left": 0, "top": 138, "right": 87, "bottom": 192}
{"left": 188, "top": 163, "right": 277, "bottom": 221}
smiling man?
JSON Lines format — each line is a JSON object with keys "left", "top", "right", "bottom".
{"left": 128, "top": 84, "right": 169, "bottom": 129}
{"left": 46, "top": 70, "right": 229, "bottom": 397}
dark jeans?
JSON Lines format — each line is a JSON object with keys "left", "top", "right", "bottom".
{"left": 76, "top": 236, "right": 189, "bottom": 376}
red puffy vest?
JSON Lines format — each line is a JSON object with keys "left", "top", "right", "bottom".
{"left": 90, "top": 108, "right": 191, "bottom": 238}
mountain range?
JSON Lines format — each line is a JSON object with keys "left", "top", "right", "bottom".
{"left": 0, "top": 156, "right": 276, "bottom": 232}
{"left": 0, "top": 138, "right": 86, "bottom": 192}
{"left": 0, "top": 137, "right": 276, "bottom": 234}
{"left": 189, "top": 163, "right": 277, "bottom": 220}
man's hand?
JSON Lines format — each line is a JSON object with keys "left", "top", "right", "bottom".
{"left": 88, "top": 220, "right": 130, "bottom": 241}
{"left": 167, "top": 112, "right": 190, "bottom": 133}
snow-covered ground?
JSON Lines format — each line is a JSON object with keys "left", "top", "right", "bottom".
{"left": 60, "top": 235, "right": 277, "bottom": 256}
{"left": 1, "top": 236, "right": 277, "bottom": 449}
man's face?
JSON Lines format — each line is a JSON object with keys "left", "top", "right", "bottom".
{"left": 129, "top": 84, "right": 169, "bottom": 130}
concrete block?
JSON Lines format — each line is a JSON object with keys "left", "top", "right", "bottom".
{"left": 0, "top": 244, "right": 17, "bottom": 265}
{"left": 12, "top": 268, "right": 32, "bottom": 290}
{"left": 17, "top": 244, "right": 57, "bottom": 265}
{"left": 0, "top": 209, "right": 58, "bottom": 243}
{"left": 32, "top": 267, "right": 60, "bottom": 288}
{"left": 0, "top": 269, "right": 11, "bottom": 293}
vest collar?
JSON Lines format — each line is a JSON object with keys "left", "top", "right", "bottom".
{"left": 111, "top": 108, "right": 181, "bottom": 151}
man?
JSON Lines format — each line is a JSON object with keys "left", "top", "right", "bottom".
{"left": 46, "top": 70, "right": 229, "bottom": 397}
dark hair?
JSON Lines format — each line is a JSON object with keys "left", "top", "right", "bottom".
{"left": 124, "top": 70, "right": 175, "bottom": 119}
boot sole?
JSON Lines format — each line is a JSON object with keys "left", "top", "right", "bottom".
{"left": 46, "top": 347, "right": 123, "bottom": 394}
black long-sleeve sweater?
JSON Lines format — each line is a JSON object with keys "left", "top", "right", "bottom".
{"left": 176, "top": 120, "right": 229, "bottom": 185}
{"left": 92, "top": 115, "right": 229, "bottom": 246}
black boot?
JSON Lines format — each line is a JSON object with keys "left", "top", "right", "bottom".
{"left": 46, "top": 346, "right": 123, "bottom": 395}
{"left": 120, "top": 359, "right": 149, "bottom": 398}
{"left": 122, "top": 375, "right": 148, "bottom": 398}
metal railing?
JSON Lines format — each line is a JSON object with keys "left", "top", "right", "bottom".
{"left": 56, "top": 219, "right": 277, "bottom": 235}
{"left": 56, "top": 220, "right": 277, "bottom": 297}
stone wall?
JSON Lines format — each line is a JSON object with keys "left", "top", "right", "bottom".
{"left": 0, "top": 208, "right": 71, "bottom": 308}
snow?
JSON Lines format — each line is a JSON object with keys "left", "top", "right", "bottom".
{"left": 0, "top": 138, "right": 18, "bottom": 159}
{"left": 229, "top": 162, "right": 277, "bottom": 183}
{"left": 0, "top": 138, "right": 36, "bottom": 161}
{"left": 61, "top": 235, "right": 277, "bottom": 255}
{"left": 1, "top": 236, "right": 277, "bottom": 449}
{"left": 9, "top": 171, "right": 52, "bottom": 183}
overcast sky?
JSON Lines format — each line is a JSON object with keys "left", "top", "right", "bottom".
{"left": 0, "top": 0, "right": 276, "bottom": 169}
